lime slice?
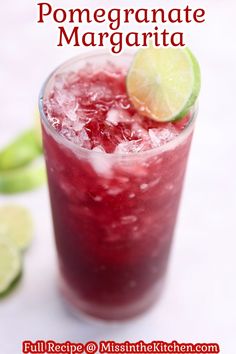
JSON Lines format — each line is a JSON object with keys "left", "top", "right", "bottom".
{"left": 127, "top": 46, "right": 201, "bottom": 122}
{"left": 0, "top": 238, "right": 21, "bottom": 294}
{"left": 0, "top": 205, "right": 33, "bottom": 251}
{"left": 0, "top": 158, "right": 46, "bottom": 194}
{"left": 0, "top": 129, "right": 42, "bottom": 171}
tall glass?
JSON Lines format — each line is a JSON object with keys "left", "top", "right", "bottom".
{"left": 39, "top": 52, "right": 196, "bottom": 320}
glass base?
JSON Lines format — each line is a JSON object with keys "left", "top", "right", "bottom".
{"left": 59, "top": 274, "right": 166, "bottom": 322}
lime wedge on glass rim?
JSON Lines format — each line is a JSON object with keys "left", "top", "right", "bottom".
{"left": 0, "top": 238, "right": 21, "bottom": 295}
{"left": 127, "top": 46, "right": 201, "bottom": 122}
{"left": 0, "top": 205, "right": 33, "bottom": 251}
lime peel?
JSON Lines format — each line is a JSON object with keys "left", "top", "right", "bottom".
{"left": 0, "top": 158, "right": 46, "bottom": 194}
{"left": 0, "top": 130, "right": 42, "bottom": 171}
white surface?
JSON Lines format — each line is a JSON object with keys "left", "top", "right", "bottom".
{"left": 0, "top": 1, "right": 236, "bottom": 353}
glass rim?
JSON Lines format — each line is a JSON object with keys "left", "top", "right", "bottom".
{"left": 38, "top": 50, "right": 197, "bottom": 159}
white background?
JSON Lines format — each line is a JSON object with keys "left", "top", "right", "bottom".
{"left": 0, "top": 1, "right": 235, "bottom": 353}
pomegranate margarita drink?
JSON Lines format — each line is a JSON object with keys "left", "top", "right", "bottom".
{"left": 39, "top": 50, "right": 199, "bottom": 320}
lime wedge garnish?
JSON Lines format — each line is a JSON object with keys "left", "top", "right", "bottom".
{"left": 0, "top": 205, "right": 33, "bottom": 251}
{"left": 0, "top": 158, "right": 46, "bottom": 194}
{"left": 127, "top": 46, "right": 201, "bottom": 122}
{"left": 0, "top": 238, "right": 21, "bottom": 294}
{"left": 0, "top": 130, "right": 42, "bottom": 171}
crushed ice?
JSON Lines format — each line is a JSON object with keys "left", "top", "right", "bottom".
{"left": 44, "top": 65, "right": 183, "bottom": 154}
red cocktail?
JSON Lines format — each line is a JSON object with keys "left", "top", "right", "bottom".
{"left": 39, "top": 52, "right": 196, "bottom": 320}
